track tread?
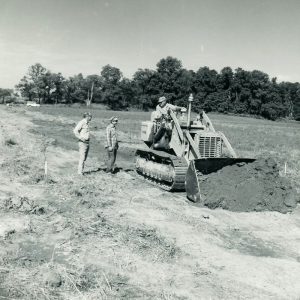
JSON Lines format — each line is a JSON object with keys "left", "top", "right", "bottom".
{"left": 135, "top": 148, "right": 188, "bottom": 192}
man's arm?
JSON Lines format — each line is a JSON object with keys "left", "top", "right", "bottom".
{"left": 168, "top": 104, "right": 184, "bottom": 112}
{"left": 73, "top": 121, "right": 83, "bottom": 140}
{"left": 106, "top": 126, "right": 112, "bottom": 149}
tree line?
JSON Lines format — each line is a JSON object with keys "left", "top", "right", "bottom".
{"left": 5, "top": 57, "right": 300, "bottom": 120}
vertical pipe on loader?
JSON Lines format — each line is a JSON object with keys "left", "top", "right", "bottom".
{"left": 186, "top": 94, "right": 193, "bottom": 128}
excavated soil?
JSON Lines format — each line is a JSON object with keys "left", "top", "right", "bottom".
{"left": 199, "top": 158, "right": 298, "bottom": 213}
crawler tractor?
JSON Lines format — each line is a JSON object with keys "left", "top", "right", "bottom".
{"left": 135, "top": 94, "right": 255, "bottom": 202}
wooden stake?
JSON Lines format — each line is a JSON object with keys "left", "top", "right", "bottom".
{"left": 284, "top": 162, "right": 287, "bottom": 175}
{"left": 44, "top": 160, "right": 48, "bottom": 180}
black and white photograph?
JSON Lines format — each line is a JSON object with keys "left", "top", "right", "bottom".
{"left": 0, "top": 0, "right": 300, "bottom": 299}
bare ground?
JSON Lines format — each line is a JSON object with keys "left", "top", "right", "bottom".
{"left": 1, "top": 106, "right": 300, "bottom": 299}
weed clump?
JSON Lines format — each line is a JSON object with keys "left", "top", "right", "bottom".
{"left": 121, "top": 226, "right": 181, "bottom": 261}
{"left": 2, "top": 196, "right": 45, "bottom": 215}
{"left": 4, "top": 138, "right": 17, "bottom": 146}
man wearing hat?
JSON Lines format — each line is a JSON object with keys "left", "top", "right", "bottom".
{"left": 156, "top": 96, "right": 185, "bottom": 119}
{"left": 152, "top": 96, "right": 186, "bottom": 148}
{"left": 105, "top": 116, "right": 119, "bottom": 173}
{"left": 73, "top": 112, "right": 92, "bottom": 175}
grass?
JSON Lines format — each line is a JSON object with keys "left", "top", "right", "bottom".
{"left": 1, "top": 105, "right": 300, "bottom": 299}
{"left": 37, "top": 105, "right": 151, "bottom": 140}
{"left": 30, "top": 105, "right": 300, "bottom": 190}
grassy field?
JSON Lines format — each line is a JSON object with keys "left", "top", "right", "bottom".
{"left": 27, "top": 105, "right": 300, "bottom": 190}
{"left": 34, "top": 105, "right": 151, "bottom": 141}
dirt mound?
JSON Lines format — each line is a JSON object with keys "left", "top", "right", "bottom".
{"left": 199, "top": 158, "right": 299, "bottom": 213}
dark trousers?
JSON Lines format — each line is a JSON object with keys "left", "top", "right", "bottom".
{"left": 106, "top": 148, "right": 118, "bottom": 172}
{"left": 153, "top": 126, "right": 166, "bottom": 143}
{"left": 152, "top": 123, "right": 171, "bottom": 149}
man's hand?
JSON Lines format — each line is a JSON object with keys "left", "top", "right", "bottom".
{"left": 108, "top": 146, "right": 113, "bottom": 151}
{"left": 181, "top": 107, "right": 187, "bottom": 113}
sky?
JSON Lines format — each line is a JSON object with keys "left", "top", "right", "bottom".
{"left": 0, "top": 0, "right": 300, "bottom": 88}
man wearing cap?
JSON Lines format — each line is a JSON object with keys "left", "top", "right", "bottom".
{"left": 105, "top": 116, "right": 119, "bottom": 173}
{"left": 73, "top": 112, "right": 92, "bottom": 175}
{"left": 152, "top": 96, "right": 186, "bottom": 147}
{"left": 156, "top": 96, "right": 185, "bottom": 119}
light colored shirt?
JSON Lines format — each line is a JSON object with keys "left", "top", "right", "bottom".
{"left": 106, "top": 124, "right": 118, "bottom": 148}
{"left": 73, "top": 119, "right": 90, "bottom": 142}
{"left": 155, "top": 103, "right": 182, "bottom": 119}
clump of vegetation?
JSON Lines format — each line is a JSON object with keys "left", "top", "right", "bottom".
{"left": 2, "top": 196, "right": 45, "bottom": 215}
{"left": 120, "top": 225, "right": 181, "bottom": 262}
{"left": 5, "top": 138, "right": 17, "bottom": 146}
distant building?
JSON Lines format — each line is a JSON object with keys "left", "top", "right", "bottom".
{"left": 26, "top": 101, "right": 40, "bottom": 107}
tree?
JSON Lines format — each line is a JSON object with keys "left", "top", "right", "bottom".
{"left": 16, "top": 63, "right": 48, "bottom": 103}
{"left": 13, "top": 58, "right": 300, "bottom": 121}
{"left": 41, "top": 71, "right": 56, "bottom": 103}
{"left": 15, "top": 76, "right": 35, "bottom": 101}
{"left": 0, "top": 88, "right": 13, "bottom": 103}
{"left": 118, "top": 78, "right": 135, "bottom": 109}
{"left": 173, "top": 69, "right": 194, "bottom": 107}
{"left": 132, "top": 68, "right": 160, "bottom": 109}
{"left": 84, "top": 75, "right": 102, "bottom": 106}
{"left": 193, "top": 67, "right": 218, "bottom": 111}
{"left": 133, "top": 69, "right": 156, "bottom": 95}
{"left": 294, "top": 85, "right": 300, "bottom": 121}
{"left": 101, "top": 65, "right": 122, "bottom": 84}
{"left": 66, "top": 74, "right": 86, "bottom": 103}
{"left": 51, "top": 73, "right": 65, "bottom": 104}
{"left": 261, "top": 102, "right": 286, "bottom": 121}
{"left": 277, "top": 81, "right": 299, "bottom": 119}
{"left": 156, "top": 56, "right": 182, "bottom": 75}
{"left": 218, "top": 67, "right": 234, "bottom": 90}
{"left": 28, "top": 63, "right": 47, "bottom": 103}
{"left": 231, "top": 68, "right": 252, "bottom": 113}
{"left": 101, "top": 65, "right": 123, "bottom": 109}
{"left": 156, "top": 57, "right": 183, "bottom": 103}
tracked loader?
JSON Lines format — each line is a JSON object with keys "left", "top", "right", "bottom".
{"left": 135, "top": 94, "right": 255, "bottom": 202}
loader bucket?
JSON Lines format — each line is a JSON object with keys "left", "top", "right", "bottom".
{"left": 185, "top": 158, "right": 256, "bottom": 202}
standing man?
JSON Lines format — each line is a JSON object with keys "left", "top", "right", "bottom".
{"left": 105, "top": 116, "right": 119, "bottom": 173}
{"left": 73, "top": 112, "right": 92, "bottom": 175}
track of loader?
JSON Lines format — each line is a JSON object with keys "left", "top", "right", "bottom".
{"left": 135, "top": 148, "right": 188, "bottom": 192}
